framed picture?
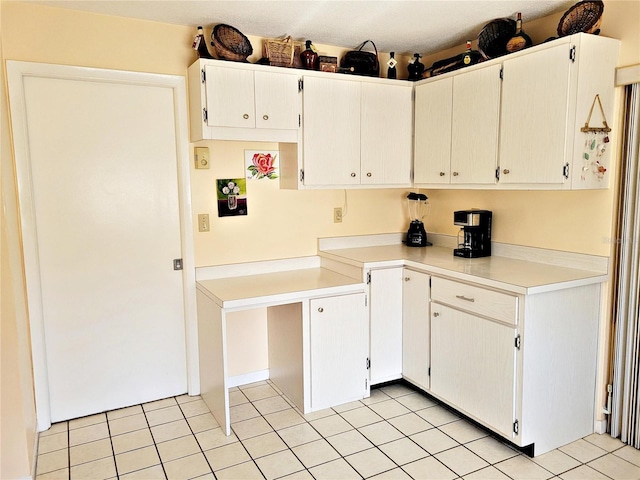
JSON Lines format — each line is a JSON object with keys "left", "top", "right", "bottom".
{"left": 216, "top": 178, "right": 247, "bottom": 217}
{"left": 245, "top": 150, "right": 278, "bottom": 180}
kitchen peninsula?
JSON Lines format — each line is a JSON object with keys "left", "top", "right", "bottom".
{"left": 196, "top": 234, "right": 608, "bottom": 456}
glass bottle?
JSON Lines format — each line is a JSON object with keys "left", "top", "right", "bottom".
{"left": 387, "top": 51, "right": 397, "bottom": 79}
{"left": 462, "top": 41, "right": 482, "bottom": 66}
{"left": 506, "top": 13, "right": 533, "bottom": 53}
{"left": 407, "top": 53, "right": 425, "bottom": 81}
{"left": 300, "top": 40, "right": 319, "bottom": 70}
{"left": 192, "top": 26, "right": 213, "bottom": 59}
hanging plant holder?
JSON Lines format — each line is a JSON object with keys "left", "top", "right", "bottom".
{"left": 581, "top": 94, "right": 611, "bottom": 133}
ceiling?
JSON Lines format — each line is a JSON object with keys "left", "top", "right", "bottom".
{"left": 21, "top": 0, "right": 576, "bottom": 56}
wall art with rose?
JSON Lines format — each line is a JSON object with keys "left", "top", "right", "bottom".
{"left": 245, "top": 150, "right": 278, "bottom": 180}
{"left": 216, "top": 178, "right": 247, "bottom": 217}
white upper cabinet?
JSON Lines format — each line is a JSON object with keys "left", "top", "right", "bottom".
{"left": 301, "top": 76, "right": 361, "bottom": 186}
{"left": 188, "top": 59, "right": 300, "bottom": 142}
{"left": 361, "top": 82, "right": 413, "bottom": 186}
{"left": 499, "top": 43, "right": 572, "bottom": 185}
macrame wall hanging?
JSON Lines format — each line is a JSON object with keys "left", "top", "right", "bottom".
{"left": 581, "top": 94, "right": 611, "bottom": 181}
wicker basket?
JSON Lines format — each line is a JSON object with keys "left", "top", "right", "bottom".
{"left": 263, "top": 36, "right": 303, "bottom": 68}
{"left": 477, "top": 18, "right": 517, "bottom": 59}
{"left": 211, "top": 24, "right": 253, "bottom": 62}
{"left": 557, "top": 0, "right": 604, "bottom": 37}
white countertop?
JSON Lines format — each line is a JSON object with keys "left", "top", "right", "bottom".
{"left": 196, "top": 267, "right": 366, "bottom": 310}
{"left": 319, "top": 244, "right": 609, "bottom": 295}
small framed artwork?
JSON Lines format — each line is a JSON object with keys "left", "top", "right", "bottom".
{"left": 217, "top": 178, "right": 247, "bottom": 217}
{"left": 245, "top": 150, "right": 278, "bottom": 180}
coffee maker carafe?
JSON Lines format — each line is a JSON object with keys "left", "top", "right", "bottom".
{"left": 453, "top": 210, "right": 492, "bottom": 258}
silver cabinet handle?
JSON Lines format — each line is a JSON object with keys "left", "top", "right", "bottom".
{"left": 367, "top": 172, "right": 372, "bottom": 177}
{"left": 452, "top": 172, "right": 459, "bottom": 177}
{"left": 263, "top": 114, "right": 269, "bottom": 120}
{"left": 433, "top": 312, "right": 440, "bottom": 317}
{"left": 404, "top": 277, "right": 411, "bottom": 282}
{"left": 439, "top": 171, "right": 446, "bottom": 176}
{"left": 243, "top": 113, "right": 250, "bottom": 119}
{"left": 503, "top": 169, "right": 510, "bottom": 174}
{"left": 351, "top": 172, "right": 356, "bottom": 177}
{"left": 318, "top": 307, "right": 324, "bottom": 313}
{"left": 455, "top": 295, "right": 475, "bottom": 302}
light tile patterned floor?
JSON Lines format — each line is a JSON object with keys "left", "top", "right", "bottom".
{"left": 35, "top": 381, "right": 640, "bottom": 480}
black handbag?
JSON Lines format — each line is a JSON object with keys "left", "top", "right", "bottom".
{"left": 340, "top": 40, "right": 380, "bottom": 77}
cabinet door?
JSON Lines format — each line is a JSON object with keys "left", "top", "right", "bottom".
{"left": 499, "top": 43, "right": 572, "bottom": 184}
{"left": 302, "top": 76, "right": 361, "bottom": 186}
{"left": 402, "top": 269, "right": 431, "bottom": 390}
{"left": 431, "top": 304, "right": 516, "bottom": 438}
{"left": 361, "top": 83, "right": 412, "bottom": 186}
{"left": 255, "top": 71, "right": 300, "bottom": 130}
{"left": 414, "top": 78, "right": 452, "bottom": 184}
{"left": 451, "top": 64, "right": 501, "bottom": 184}
{"left": 204, "top": 65, "right": 255, "bottom": 128}
{"left": 310, "top": 293, "right": 367, "bottom": 410}
{"left": 369, "top": 268, "right": 403, "bottom": 385}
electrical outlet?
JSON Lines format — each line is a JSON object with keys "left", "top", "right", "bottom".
{"left": 334, "top": 207, "right": 343, "bottom": 223}
{"left": 198, "top": 214, "right": 210, "bottom": 232}
{"left": 194, "top": 147, "right": 210, "bottom": 169}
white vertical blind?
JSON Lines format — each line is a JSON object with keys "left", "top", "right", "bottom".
{"left": 611, "top": 83, "right": 640, "bottom": 448}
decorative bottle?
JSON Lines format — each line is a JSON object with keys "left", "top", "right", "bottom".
{"left": 506, "top": 13, "right": 533, "bottom": 53}
{"left": 387, "top": 51, "right": 397, "bottom": 79}
{"left": 300, "top": 40, "right": 319, "bottom": 70}
{"left": 462, "top": 41, "right": 482, "bottom": 66}
{"left": 407, "top": 53, "right": 425, "bottom": 81}
{"left": 192, "top": 26, "right": 213, "bottom": 59}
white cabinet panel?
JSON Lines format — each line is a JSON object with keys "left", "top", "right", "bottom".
{"left": 369, "top": 268, "right": 403, "bottom": 385}
{"left": 310, "top": 293, "right": 367, "bottom": 410}
{"left": 361, "top": 82, "right": 413, "bottom": 186}
{"left": 205, "top": 65, "right": 255, "bottom": 128}
{"left": 451, "top": 64, "right": 501, "bottom": 184}
{"left": 302, "top": 76, "right": 361, "bottom": 186}
{"left": 499, "top": 43, "right": 572, "bottom": 184}
{"left": 430, "top": 304, "right": 516, "bottom": 438}
{"left": 402, "top": 269, "right": 430, "bottom": 390}
{"left": 255, "top": 70, "right": 300, "bottom": 130}
{"left": 414, "top": 77, "right": 452, "bottom": 184}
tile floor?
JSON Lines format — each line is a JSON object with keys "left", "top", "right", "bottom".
{"left": 35, "top": 381, "right": 640, "bottom": 480}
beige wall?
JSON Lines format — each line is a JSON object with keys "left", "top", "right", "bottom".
{"left": 1, "top": 3, "right": 638, "bottom": 476}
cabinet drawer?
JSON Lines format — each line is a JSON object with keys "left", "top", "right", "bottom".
{"left": 431, "top": 277, "right": 518, "bottom": 325}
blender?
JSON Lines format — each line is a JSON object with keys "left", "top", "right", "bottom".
{"left": 405, "top": 192, "right": 432, "bottom": 247}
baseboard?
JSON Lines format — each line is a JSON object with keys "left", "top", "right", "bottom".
{"left": 227, "top": 369, "right": 270, "bottom": 388}
{"left": 594, "top": 419, "right": 608, "bottom": 434}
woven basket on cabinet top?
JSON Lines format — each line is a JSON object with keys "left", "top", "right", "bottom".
{"left": 211, "top": 24, "right": 253, "bottom": 62}
{"left": 477, "top": 18, "right": 517, "bottom": 59}
{"left": 557, "top": 0, "right": 604, "bottom": 36}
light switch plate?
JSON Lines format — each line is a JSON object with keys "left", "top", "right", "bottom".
{"left": 197, "top": 213, "right": 210, "bottom": 232}
{"left": 195, "top": 147, "right": 210, "bottom": 169}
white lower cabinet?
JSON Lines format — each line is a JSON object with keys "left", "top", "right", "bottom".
{"left": 368, "top": 268, "right": 404, "bottom": 385}
{"left": 430, "top": 304, "right": 517, "bottom": 438}
{"left": 402, "top": 269, "right": 431, "bottom": 390}
{"left": 309, "top": 293, "right": 368, "bottom": 410}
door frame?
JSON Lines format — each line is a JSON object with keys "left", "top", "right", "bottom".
{"left": 7, "top": 61, "right": 198, "bottom": 431}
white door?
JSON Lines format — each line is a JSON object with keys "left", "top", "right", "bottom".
{"left": 360, "top": 82, "right": 413, "bottom": 186}
{"left": 430, "top": 304, "right": 516, "bottom": 438}
{"left": 499, "top": 43, "right": 572, "bottom": 184}
{"left": 414, "top": 78, "right": 453, "bottom": 184}
{"left": 402, "top": 269, "right": 431, "bottom": 390}
{"left": 302, "top": 76, "right": 361, "bottom": 186}
{"left": 451, "top": 64, "right": 501, "bottom": 184}
{"left": 310, "top": 294, "right": 367, "bottom": 410}
{"left": 369, "top": 268, "right": 403, "bottom": 384}
{"left": 254, "top": 70, "right": 300, "bottom": 130}
{"left": 12, "top": 67, "right": 190, "bottom": 423}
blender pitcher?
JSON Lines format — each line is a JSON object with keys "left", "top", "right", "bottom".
{"left": 406, "top": 192, "right": 431, "bottom": 247}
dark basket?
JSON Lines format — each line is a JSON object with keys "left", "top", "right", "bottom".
{"left": 477, "top": 18, "right": 517, "bottom": 59}
{"left": 211, "top": 24, "right": 253, "bottom": 62}
{"left": 557, "top": 0, "right": 604, "bottom": 36}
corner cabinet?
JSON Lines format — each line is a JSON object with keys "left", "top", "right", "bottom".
{"left": 188, "top": 59, "right": 301, "bottom": 142}
{"left": 414, "top": 33, "right": 619, "bottom": 190}
{"left": 280, "top": 74, "right": 413, "bottom": 189}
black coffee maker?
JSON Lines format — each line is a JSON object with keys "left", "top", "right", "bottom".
{"left": 453, "top": 210, "right": 492, "bottom": 258}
